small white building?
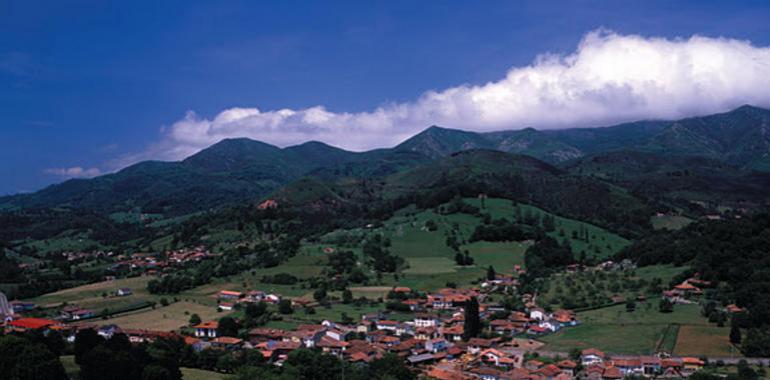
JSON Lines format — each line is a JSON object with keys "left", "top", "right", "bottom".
{"left": 193, "top": 321, "right": 219, "bottom": 338}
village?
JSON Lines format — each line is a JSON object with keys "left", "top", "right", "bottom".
{"left": 1, "top": 257, "right": 743, "bottom": 380}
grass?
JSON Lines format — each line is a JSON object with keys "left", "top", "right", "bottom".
{"left": 466, "top": 198, "right": 630, "bottom": 260}
{"left": 264, "top": 319, "right": 300, "bottom": 330}
{"left": 30, "top": 276, "right": 157, "bottom": 311}
{"left": 29, "top": 197, "right": 637, "bottom": 334}
{"left": 22, "top": 233, "right": 104, "bottom": 254}
{"left": 651, "top": 215, "right": 693, "bottom": 230}
{"left": 403, "top": 257, "right": 457, "bottom": 274}
{"left": 313, "top": 197, "right": 630, "bottom": 293}
{"left": 658, "top": 324, "right": 680, "bottom": 353}
{"left": 181, "top": 368, "right": 230, "bottom": 380}
{"left": 348, "top": 286, "right": 392, "bottom": 299}
{"left": 61, "top": 355, "right": 80, "bottom": 380}
{"left": 464, "top": 241, "right": 528, "bottom": 270}
{"left": 99, "top": 301, "right": 228, "bottom": 331}
{"left": 675, "top": 325, "right": 741, "bottom": 357}
{"left": 63, "top": 356, "right": 248, "bottom": 379}
{"left": 539, "top": 264, "right": 687, "bottom": 310}
{"left": 635, "top": 264, "right": 687, "bottom": 282}
{"left": 541, "top": 301, "right": 718, "bottom": 355}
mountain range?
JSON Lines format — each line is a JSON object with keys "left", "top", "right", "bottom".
{"left": 2, "top": 105, "right": 770, "bottom": 218}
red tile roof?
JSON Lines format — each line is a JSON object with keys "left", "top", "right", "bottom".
{"left": 8, "top": 318, "right": 59, "bottom": 330}
{"left": 193, "top": 321, "right": 219, "bottom": 329}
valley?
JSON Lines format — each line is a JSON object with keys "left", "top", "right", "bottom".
{"left": 2, "top": 106, "right": 770, "bottom": 379}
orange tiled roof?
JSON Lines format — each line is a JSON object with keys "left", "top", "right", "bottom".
{"left": 193, "top": 321, "right": 219, "bottom": 329}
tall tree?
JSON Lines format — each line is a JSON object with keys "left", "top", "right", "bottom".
{"left": 463, "top": 297, "right": 481, "bottom": 341}
{"left": 74, "top": 328, "right": 104, "bottom": 364}
{"left": 486, "top": 265, "right": 496, "bottom": 281}
{"left": 730, "top": 323, "right": 742, "bottom": 345}
{"left": 217, "top": 316, "right": 239, "bottom": 337}
{"left": 0, "top": 334, "right": 67, "bottom": 380}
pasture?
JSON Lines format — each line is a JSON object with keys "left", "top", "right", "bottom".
{"left": 651, "top": 215, "right": 693, "bottom": 230}
{"left": 99, "top": 301, "right": 227, "bottom": 331}
{"left": 541, "top": 301, "right": 731, "bottom": 356}
{"left": 403, "top": 257, "right": 457, "bottom": 274}
{"left": 674, "top": 325, "right": 740, "bottom": 357}
{"left": 181, "top": 368, "right": 230, "bottom": 380}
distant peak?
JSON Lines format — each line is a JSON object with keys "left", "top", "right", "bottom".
{"left": 423, "top": 125, "right": 450, "bottom": 132}
{"left": 728, "top": 104, "right": 769, "bottom": 115}
{"left": 208, "top": 137, "right": 277, "bottom": 149}
{"left": 291, "top": 140, "right": 336, "bottom": 149}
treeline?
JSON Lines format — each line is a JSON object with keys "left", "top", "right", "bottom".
{"left": 0, "top": 332, "right": 67, "bottom": 380}
{"left": 148, "top": 239, "right": 299, "bottom": 294}
{"left": 524, "top": 236, "right": 574, "bottom": 278}
{"left": 0, "top": 208, "right": 148, "bottom": 245}
{"left": 2, "top": 326, "right": 415, "bottom": 380}
{"left": 616, "top": 213, "right": 770, "bottom": 356}
{"left": 469, "top": 218, "right": 538, "bottom": 242}
{"left": 74, "top": 329, "right": 183, "bottom": 380}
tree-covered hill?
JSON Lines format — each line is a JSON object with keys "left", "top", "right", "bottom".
{"left": 2, "top": 105, "right": 770, "bottom": 247}
{"left": 615, "top": 213, "right": 770, "bottom": 356}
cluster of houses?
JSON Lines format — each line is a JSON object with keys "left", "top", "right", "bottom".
{"left": 216, "top": 289, "right": 282, "bottom": 311}
{"left": 0, "top": 276, "right": 727, "bottom": 380}
{"left": 3, "top": 314, "right": 710, "bottom": 380}
{"left": 107, "top": 248, "right": 213, "bottom": 275}
{"left": 662, "top": 275, "right": 711, "bottom": 304}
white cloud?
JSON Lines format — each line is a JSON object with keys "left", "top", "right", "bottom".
{"left": 118, "top": 29, "right": 770, "bottom": 166}
{"left": 44, "top": 167, "right": 102, "bottom": 179}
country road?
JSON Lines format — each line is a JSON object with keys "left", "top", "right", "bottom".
{"left": 501, "top": 348, "right": 770, "bottom": 366}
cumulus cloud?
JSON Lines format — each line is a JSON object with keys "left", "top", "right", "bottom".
{"left": 44, "top": 167, "right": 102, "bottom": 179}
{"left": 118, "top": 29, "right": 770, "bottom": 166}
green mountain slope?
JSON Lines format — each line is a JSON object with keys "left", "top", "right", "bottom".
{"left": 641, "top": 105, "right": 770, "bottom": 169}
{"left": 0, "top": 139, "right": 364, "bottom": 216}
{"left": 394, "top": 126, "right": 493, "bottom": 159}
{"left": 563, "top": 150, "right": 770, "bottom": 210}
{"left": 3, "top": 105, "right": 770, "bottom": 222}
{"left": 274, "top": 150, "right": 653, "bottom": 236}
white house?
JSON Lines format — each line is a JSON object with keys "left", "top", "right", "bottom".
{"left": 529, "top": 307, "right": 545, "bottom": 321}
{"left": 193, "top": 321, "right": 219, "bottom": 338}
{"left": 581, "top": 348, "right": 605, "bottom": 366}
{"left": 414, "top": 313, "right": 439, "bottom": 328}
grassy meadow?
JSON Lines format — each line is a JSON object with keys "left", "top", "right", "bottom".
{"left": 542, "top": 300, "right": 738, "bottom": 356}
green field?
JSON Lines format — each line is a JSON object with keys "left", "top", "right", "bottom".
{"left": 465, "top": 198, "right": 630, "bottom": 260}
{"left": 31, "top": 276, "right": 158, "bottom": 310}
{"left": 311, "top": 198, "right": 629, "bottom": 292}
{"left": 541, "top": 301, "right": 732, "bottom": 355}
{"left": 61, "top": 355, "right": 79, "bottom": 380}
{"left": 538, "top": 264, "right": 687, "bottom": 309}
{"left": 100, "top": 301, "right": 228, "bottom": 331}
{"left": 464, "top": 241, "right": 529, "bottom": 269}
{"left": 27, "top": 197, "right": 638, "bottom": 334}
{"left": 21, "top": 232, "right": 105, "bottom": 254}
{"left": 675, "top": 325, "right": 740, "bottom": 357}
{"left": 181, "top": 367, "right": 230, "bottom": 380}
{"left": 651, "top": 215, "right": 693, "bottom": 230}
{"left": 403, "top": 257, "right": 458, "bottom": 274}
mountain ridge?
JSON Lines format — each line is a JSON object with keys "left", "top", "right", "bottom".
{"left": 2, "top": 105, "right": 770, "bottom": 216}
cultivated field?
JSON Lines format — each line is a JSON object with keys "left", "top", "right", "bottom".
{"left": 98, "top": 301, "right": 227, "bottom": 331}
{"left": 651, "top": 215, "right": 693, "bottom": 230}
{"left": 31, "top": 276, "right": 156, "bottom": 311}
{"left": 542, "top": 301, "right": 727, "bottom": 355}
{"left": 403, "top": 257, "right": 457, "bottom": 274}
{"left": 181, "top": 367, "right": 230, "bottom": 380}
{"left": 463, "top": 241, "right": 528, "bottom": 269}
{"left": 675, "top": 325, "right": 740, "bottom": 357}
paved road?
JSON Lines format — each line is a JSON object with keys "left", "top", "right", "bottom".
{"left": 501, "top": 348, "right": 769, "bottom": 365}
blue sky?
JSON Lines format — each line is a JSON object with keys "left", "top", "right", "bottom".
{"left": 2, "top": 0, "right": 770, "bottom": 195}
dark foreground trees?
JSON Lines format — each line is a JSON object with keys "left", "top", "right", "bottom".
{"left": 0, "top": 333, "right": 67, "bottom": 380}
